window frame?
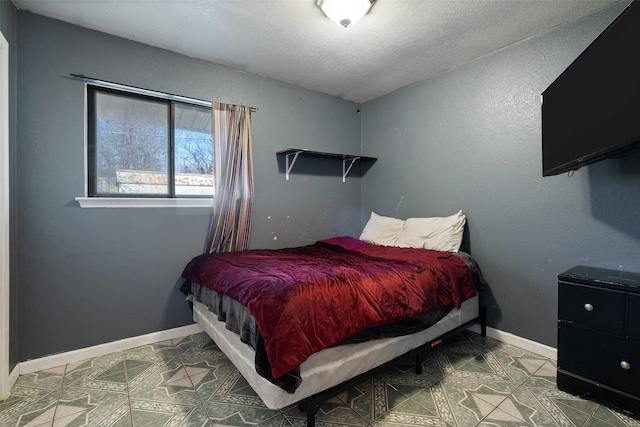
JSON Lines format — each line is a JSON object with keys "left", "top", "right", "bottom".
{"left": 77, "top": 80, "right": 215, "bottom": 208}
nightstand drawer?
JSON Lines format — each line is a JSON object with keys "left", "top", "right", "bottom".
{"left": 558, "top": 324, "right": 640, "bottom": 396}
{"left": 630, "top": 293, "right": 640, "bottom": 341}
{"left": 558, "top": 282, "right": 625, "bottom": 335}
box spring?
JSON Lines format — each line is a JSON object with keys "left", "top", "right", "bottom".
{"left": 193, "top": 294, "right": 480, "bottom": 410}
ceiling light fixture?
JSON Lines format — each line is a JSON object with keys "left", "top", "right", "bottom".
{"left": 315, "top": 0, "right": 376, "bottom": 28}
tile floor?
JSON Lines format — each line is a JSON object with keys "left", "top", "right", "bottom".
{"left": 1, "top": 330, "right": 639, "bottom": 427}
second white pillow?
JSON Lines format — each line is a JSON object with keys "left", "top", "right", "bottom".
{"left": 396, "top": 210, "right": 466, "bottom": 252}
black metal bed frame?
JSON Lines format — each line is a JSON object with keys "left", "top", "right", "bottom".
{"left": 298, "top": 306, "right": 487, "bottom": 427}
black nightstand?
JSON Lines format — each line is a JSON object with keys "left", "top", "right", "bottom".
{"left": 557, "top": 266, "right": 640, "bottom": 417}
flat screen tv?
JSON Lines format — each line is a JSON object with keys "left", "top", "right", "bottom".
{"left": 542, "top": 0, "right": 640, "bottom": 177}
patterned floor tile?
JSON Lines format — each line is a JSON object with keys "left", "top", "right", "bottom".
{"left": 590, "top": 405, "right": 640, "bottom": 427}
{"left": 200, "top": 368, "right": 270, "bottom": 412}
{"left": 477, "top": 405, "right": 535, "bottom": 426}
{"left": 23, "top": 420, "right": 54, "bottom": 427}
{"left": 386, "top": 390, "right": 445, "bottom": 423}
{"left": 204, "top": 399, "right": 285, "bottom": 426}
{"left": 11, "top": 403, "right": 60, "bottom": 426}
{"left": 179, "top": 347, "right": 230, "bottom": 369}
{"left": 388, "top": 353, "right": 444, "bottom": 389}
{"left": 126, "top": 339, "right": 177, "bottom": 357}
{"left": 174, "top": 332, "right": 220, "bottom": 357}
{"left": 128, "top": 379, "right": 197, "bottom": 404}
{"left": 418, "top": 338, "right": 519, "bottom": 391}
{"left": 370, "top": 422, "right": 426, "bottom": 427}
{"left": 184, "top": 362, "right": 240, "bottom": 408}
{"left": 439, "top": 332, "right": 494, "bottom": 357}
{"left": 494, "top": 368, "right": 598, "bottom": 426}
{"left": 338, "top": 371, "right": 439, "bottom": 423}
{"left": 61, "top": 353, "right": 130, "bottom": 391}
{"left": 7, "top": 331, "right": 640, "bottom": 427}
{"left": 454, "top": 347, "right": 541, "bottom": 392}
{"left": 185, "top": 365, "right": 218, "bottom": 390}
{"left": 127, "top": 367, "right": 213, "bottom": 426}
{"left": 14, "top": 366, "right": 66, "bottom": 392}
{"left": 487, "top": 344, "right": 550, "bottom": 381}
{"left": 62, "top": 358, "right": 129, "bottom": 393}
{"left": 255, "top": 416, "right": 294, "bottom": 427}
{"left": 424, "top": 377, "right": 517, "bottom": 426}
{"left": 191, "top": 366, "right": 282, "bottom": 426}
{"left": 0, "top": 386, "right": 60, "bottom": 427}
{"left": 447, "top": 330, "right": 504, "bottom": 354}
{"left": 430, "top": 341, "right": 544, "bottom": 425}
{"left": 284, "top": 396, "right": 370, "bottom": 427}
{"left": 127, "top": 358, "right": 192, "bottom": 394}
{"left": 130, "top": 398, "right": 211, "bottom": 427}
{"left": 533, "top": 360, "right": 557, "bottom": 378}
{"left": 89, "top": 401, "right": 133, "bottom": 427}
{"left": 54, "top": 386, "right": 130, "bottom": 427}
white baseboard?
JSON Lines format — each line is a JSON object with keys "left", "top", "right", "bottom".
{"left": 8, "top": 363, "right": 18, "bottom": 389}
{"left": 1, "top": 364, "right": 20, "bottom": 400}
{"left": 19, "top": 323, "right": 203, "bottom": 375}
{"left": 469, "top": 324, "right": 557, "bottom": 360}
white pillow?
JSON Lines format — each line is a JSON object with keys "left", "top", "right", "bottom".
{"left": 396, "top": 210, "right": 466, "bottom": 252}
{"left": 359, "top": 211, "right": 405, "bottom": 246}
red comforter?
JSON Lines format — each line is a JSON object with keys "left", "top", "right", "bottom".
{"left": 182, "top": 236, "right": 477, "bottom": 379}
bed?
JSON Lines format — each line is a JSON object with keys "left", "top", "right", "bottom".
{"left": 181, "top": 212, "right": 486, "bottom": 426}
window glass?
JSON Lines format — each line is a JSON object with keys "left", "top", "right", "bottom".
{"left": 174, "top": 103, "right": 214, "bottom": 196}
{"left": 88, "top": 87, "right": 213, "bottom": 197}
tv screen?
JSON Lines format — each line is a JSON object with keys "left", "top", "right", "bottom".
{"left": 542, "top": 0, "right": 640, "bottom": 177}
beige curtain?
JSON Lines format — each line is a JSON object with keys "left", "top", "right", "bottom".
{"left": 207, "top": 102, "right": 254, "bottom": 253}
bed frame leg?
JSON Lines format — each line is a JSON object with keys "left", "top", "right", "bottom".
{"left": 480, "top": 305, "right": 487, "bottom": 337}
{"left": 415, "top": 353, "right": 423, "bottom": 375}
{"left": 306, "top": 407, "right": 316, "bottom": 427}
{"left": 300, "top": 401, "right": 318, "bottom": 427}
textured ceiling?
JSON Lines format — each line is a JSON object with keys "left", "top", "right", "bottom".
{"left": 12, "top": 0, "right": 620, "bottom": 102}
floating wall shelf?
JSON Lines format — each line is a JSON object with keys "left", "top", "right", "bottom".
{"left": 277, "top": 149, "right": 377, "bottom": 182}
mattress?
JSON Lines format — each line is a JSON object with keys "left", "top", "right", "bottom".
{"left": 193, "top": 294, "right": 479, "bottom": 409}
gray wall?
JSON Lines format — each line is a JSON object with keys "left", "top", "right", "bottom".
{"left": 0, "top": 0, "right": 17, "bottom": 372}
{"left": 16, "top": 11, "right": 362, "bottom": 361}
{"left": 361, "top": 1, "right": 640, "bottom": 348}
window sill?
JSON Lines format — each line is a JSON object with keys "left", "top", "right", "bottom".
{"left": 75, "top": 197, "right": 213, "bottom": 209}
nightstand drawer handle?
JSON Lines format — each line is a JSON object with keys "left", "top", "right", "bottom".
{"left": 584, "top": 303, "right": 594, "bottom": 312}
{"left": 620, "top": 361, "right": 631, "bottom": 370}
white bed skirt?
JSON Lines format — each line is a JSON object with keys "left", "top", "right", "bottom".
{"left": 193, "top": 295, "right": 479, "bottom": 409}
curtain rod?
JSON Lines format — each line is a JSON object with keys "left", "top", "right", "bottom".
{"left": 68, "top": 74, "right": 257, "bottom": 112}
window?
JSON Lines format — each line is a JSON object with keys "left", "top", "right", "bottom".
{"left": 87, "top": 86, "right": 213, "bottom": 198}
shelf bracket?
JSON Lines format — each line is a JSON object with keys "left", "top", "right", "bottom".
{"left": 343, "top": 157, "right": 360, "bottom": 182}
{"left": 285, "top": 150, "right": 303, "bottom": 180}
